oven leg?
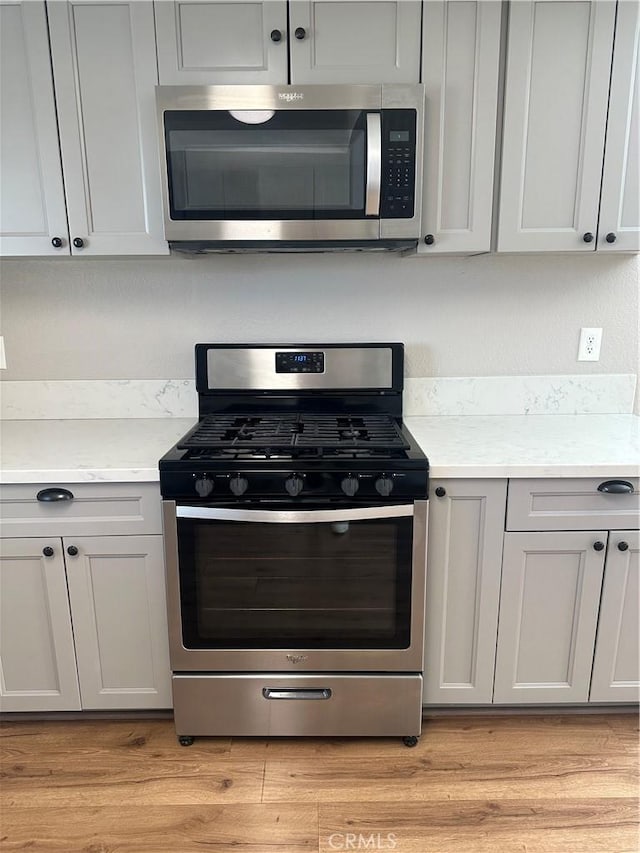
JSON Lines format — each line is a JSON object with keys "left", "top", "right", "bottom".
{"left": 178, "top": 736, "right": 194, "bottom": 746}
{"left": 402, "top": 736, "right": 419, "bottom": 747}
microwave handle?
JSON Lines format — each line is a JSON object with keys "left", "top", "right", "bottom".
{"left": 365, "top": 113, "right": 382, "bottom": 216}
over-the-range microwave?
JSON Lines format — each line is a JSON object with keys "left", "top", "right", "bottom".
{"left": 156, "top": 84, "right": 424, "bottom": 252}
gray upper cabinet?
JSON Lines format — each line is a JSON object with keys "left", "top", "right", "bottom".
{"left": 590, "top": 531, "right": 640, "bottom": 702}
{"left": 155, "top": 0, "right": 289, "bottom": 84}
{"left": 423, "top": 479, "right": 506, "bottom": 703}
{"left": 598, "top": 0, "right": 640, "bottom": 253}
{"left": 494, "top": 530, "right": 607, "bottom": 703}
{"left": 419, "top": 0, "right": 501, "bottom": 254}
{"left": 0, "top": 1, "right": 69, "bottom": 256}
{"left": 497, "top": 0, "right": 618, "bottom": 252}
{"left": 155, "top": 0, "right": 421, "bottom": 85}
{"left": 289, "top": 0, "right": 421, "bottom": 84}
{"left": 0, "top": 538, "right": 81, "bottom": 711}
{"left": 47, "top": 0, "right": 168, "bottom": 256}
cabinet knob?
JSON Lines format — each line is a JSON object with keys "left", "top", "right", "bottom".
{"left": 51, "top": 237, "right": 63, "bottom": 248}
{"left": 597, "top": 480, "right": 634, "bottom": 494}
{"left": 72, "top": 237, "right": 84, "bottom": 248}
{"left": 593, "top": 540, "right": 605, "bottom": 552}
{"left": 42, "top": 546, "right": 54, "bottom": 557}
{"left": 294, "top": 27, "right": 306, "bottom": 39}
{"left": 424, "top": 234, "right": 435, "bottom": 246}
{"left": 605, "top": 232, "right": 617, "bottom": 244}
{"left": 66, "top": 545, "right": 79, "bottom": 557}
{"left": 582, "top": 232, "right": 594, "bottom": 243}
{"left": 618, "top": 541, "right": 629, "bottom": 552}
{"left": 434, "top": 486, "right": 446, "bottom": 497}
{"left": 270, "top": 29, "right": 282, "bottom": 42}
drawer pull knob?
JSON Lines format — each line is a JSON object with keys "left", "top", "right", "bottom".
{"left": 434, "top": 486, "right": 446, "bottom": 497}
{"left": 36, "top": 488, "right": 74, "bottom": 502}
{"left": 593, "top": 541, "right": 605, "bottom": 552}
{"left": 618, "top": 541, "right": 629, "bottom": 552}
{"left": 66, "top": 545, "right": 79, "bottom": 557}
{"left": 42, "top": 546, "right": 54, "bottom": 557}
{"left": 597, "top": 480, "right": 634, "bottom": 494}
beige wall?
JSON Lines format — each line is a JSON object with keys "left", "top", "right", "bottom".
{"left": 1, "top": 252, "right": 638, "bottom": 383}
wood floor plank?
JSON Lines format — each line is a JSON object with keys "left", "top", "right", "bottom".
{"left": 318, "top": 799, "right": 640, "bottom": 853}
{"left": 231, "top": 714, "right": 631, "bottom": 759}
{"left": 263, "top": 753, "right": 638, "bottom": 802}
{"left": 0, "top": 719, "right": 232, "bottom": 759}
{"left": 1, "top": 754, "right": 266, "bottom": 806}
{"left": 1, "top": 804, "right": 319, "bottom": 852}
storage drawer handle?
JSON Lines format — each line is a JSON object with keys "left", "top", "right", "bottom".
{"left": 36, "top": 488, "right": 74, "bottom": 502}
{"left": 597, "top": 480, "right": 634, "bottom": 495}
{"left": 262, "top": 688, "right": 332, "bottom": 701}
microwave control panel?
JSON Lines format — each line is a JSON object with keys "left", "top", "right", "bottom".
{"left": 380, "top": 110, "right": 416, "bottom": 219}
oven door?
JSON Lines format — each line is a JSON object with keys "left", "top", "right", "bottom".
{"left": 163, "top": 501, "right": 427, "bottom": 672}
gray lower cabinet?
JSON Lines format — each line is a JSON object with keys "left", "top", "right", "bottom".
{"left": 590, "top": 531, "right": 640, "bottom": 702}
{"left": 423, "top": 479, "right": 506, "bottom": 703}
{"left": 64, "top": 535, "right": 171, "bottom": 710}
{"left": 493, "top": 530, "right": 607, "bottom": 703}
{"left": 0, "top": 538, "right": 81, "bottom": 711}
{"left": 0, "top": 483, "right": 171, "bottom": 712}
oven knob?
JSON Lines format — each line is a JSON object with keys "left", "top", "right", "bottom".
{"left": 285, "top": 474, "right": 304, "bottom": 497}
{"left": 194, "top": 476, "right": 214, "bottom": 497}
{"left": 230, "top": 474, "right": 249, "bottom": 496}
{"left": 375, "top": 475, "right": 394, "bottom": 497}
{"left": 341, "top": 474, "right": 360, "bottom": 497}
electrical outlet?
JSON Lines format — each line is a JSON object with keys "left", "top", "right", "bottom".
{"left": 578, "top": 327, "right": 602, "bottom": 361}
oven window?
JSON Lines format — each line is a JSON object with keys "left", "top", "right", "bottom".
{"left": 177, "top": 514, "right": 412, "bottom": 649}
{"left": 163, "top": 110, "right": 368, "bottom": 220}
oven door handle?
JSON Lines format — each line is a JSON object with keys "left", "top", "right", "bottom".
{"left": 365, "top": 112, "right": 382, "bottom": 216}
{"left": 175, "top": 504, "right": 414, "bottom": 523}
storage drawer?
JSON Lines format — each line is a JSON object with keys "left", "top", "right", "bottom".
{"left": 172, "top": 673, "right": 422, "bottom": 737}
{"left": 507, "top": 478, "right": 640, "bottom": 531}
{"left": 0, "top": 482, "right": 162, "bottom": 538}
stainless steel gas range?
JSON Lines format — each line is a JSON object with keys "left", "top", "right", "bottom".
{"left": 159, "top": 343, "right": 429, "bottom": 746}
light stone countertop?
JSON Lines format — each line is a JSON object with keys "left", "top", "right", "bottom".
{"left": 0, "top": 414, "right": 638, "bottom": 484}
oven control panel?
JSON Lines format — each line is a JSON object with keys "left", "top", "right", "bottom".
{"left": 163, "top": 467, "right": 428, "bottom": 501}
{"left": 380, "top": 111, "right": 417, "bottom": 219}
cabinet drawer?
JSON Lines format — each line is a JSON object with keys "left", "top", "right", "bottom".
{"left": 507, "top": 478, "right": 639, "bottom": 531}
{"left": 0, "top": 483, "right": 162, "bottom": 538}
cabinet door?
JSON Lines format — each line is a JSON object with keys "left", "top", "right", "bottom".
{"left": 0, "top": 1, "right": 69, "bottom": 257}
{"left": 155, "top": 0, "right": 288, "bottom": 84}
{"left": 419, "top": 0, "right": 501, "bottom": 254}
{"left": 64, "top": 535, "right": 171, "bottom": 709}
{"left": 47, "top": 0, "right": 168, "bottom": 256}
{"left": 289, "top": 0, "right": 421, "bottom": 84}
{"left": 497, "top": 0, "right": 616, "bottom": 252}
{"left": 494, "top": 531, "right": 606, "bottom": 703}
{"left": 423, "top": 479, "right": 506, "bottom": 703}
{"left": 598, "top": 0, "right": 640, "bottom": 253}
{"left": 0, "top": 538, "right": 81, "bottom": 711}
{"left": 590, "top": 531, "right": 639, "bottom": 702}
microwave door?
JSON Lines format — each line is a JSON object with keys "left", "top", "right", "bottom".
{"left": 365, "top": 113, "right": 382, "bottom": 216}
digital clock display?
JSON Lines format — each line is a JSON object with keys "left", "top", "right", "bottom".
{"left": 276, "top": 351, "right": 325, "bottom": 373}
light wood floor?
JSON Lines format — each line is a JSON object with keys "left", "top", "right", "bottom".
{"left": 0, "top": 713, "right": 638, "bottom": 852}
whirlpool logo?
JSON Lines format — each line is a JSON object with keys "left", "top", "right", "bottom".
{"left": 278, "top": 92, "right": 304, "bottom": 102}
{"left": 286, "top": 654, "right": 308, "bottom": 664}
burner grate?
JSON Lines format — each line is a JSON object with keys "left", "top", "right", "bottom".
{"left": 178, "top": 413, "right": 409, "bottom": 455}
